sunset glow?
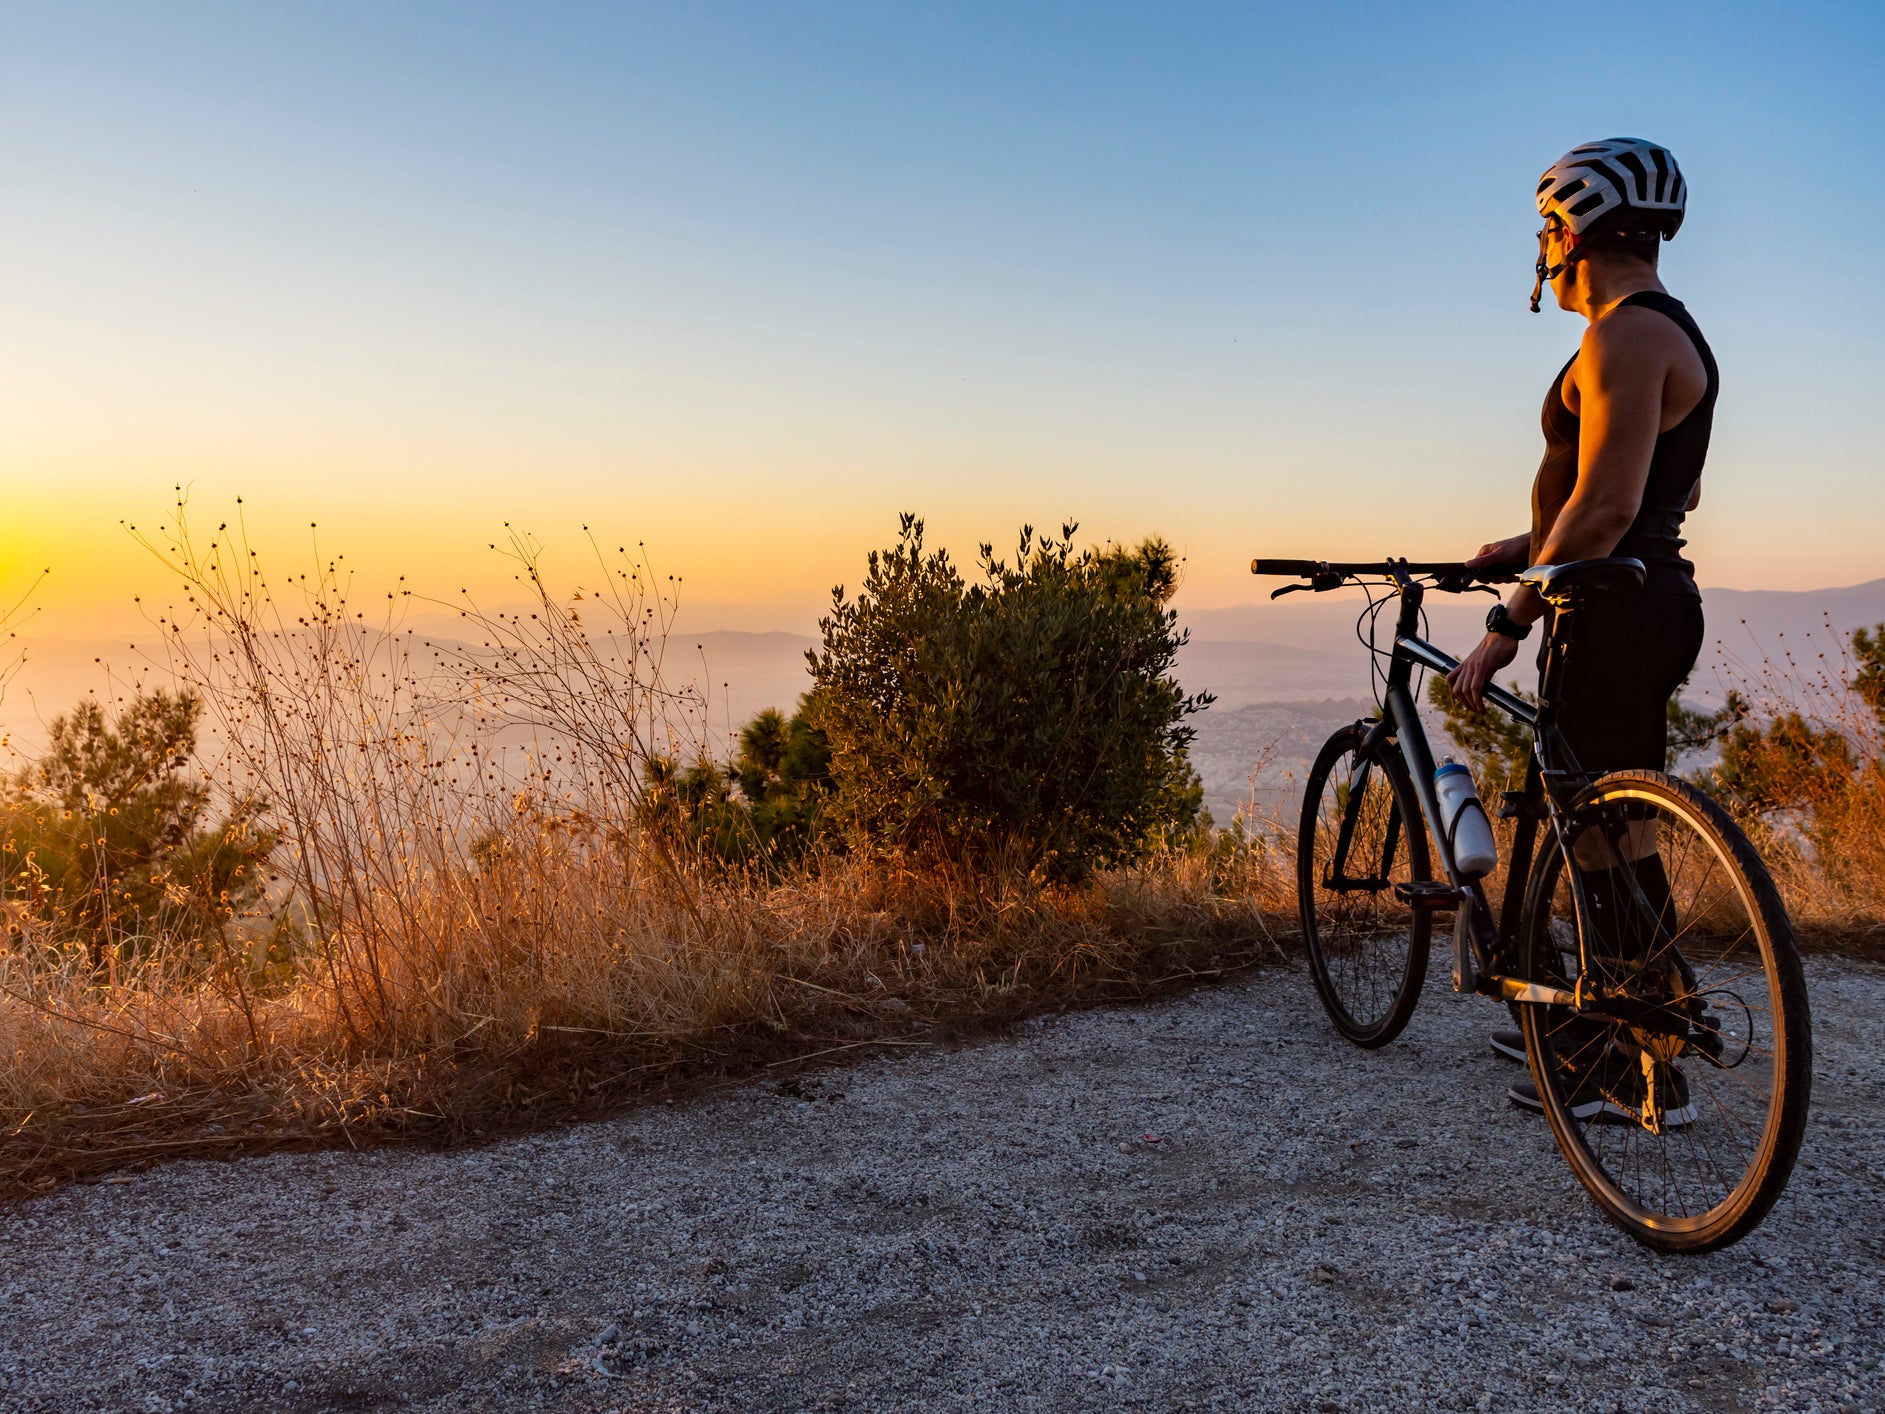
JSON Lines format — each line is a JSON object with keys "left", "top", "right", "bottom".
{"left": 3, "top": 3, "right": 1879, "bottom": 643}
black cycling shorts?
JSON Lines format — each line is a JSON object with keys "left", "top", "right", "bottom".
{"left": 1542, "top": 591, "right": 1705, "bottom": 776}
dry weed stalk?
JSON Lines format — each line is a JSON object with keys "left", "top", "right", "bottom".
{"left": 0, "top": 567, "right": 50, "bottom": 759}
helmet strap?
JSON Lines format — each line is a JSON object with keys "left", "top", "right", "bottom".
{"left": 1529, "top": 229, "right": 1581, "bottom": 312}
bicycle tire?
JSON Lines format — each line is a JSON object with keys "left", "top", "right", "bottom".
{"left": 1517, "top": 770, "right": 1812, "bottom": 1252}
{"left": 1298, "top": 724, "right": 1433, "bottom": 1048}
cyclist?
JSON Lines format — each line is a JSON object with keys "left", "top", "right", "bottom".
{"left": 1444, "top": 138, "right": 1715, "bottom": 1123}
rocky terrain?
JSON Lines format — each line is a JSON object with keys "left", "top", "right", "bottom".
{"left": 4, "top": 958, "right": 1879, "bottom": 1413}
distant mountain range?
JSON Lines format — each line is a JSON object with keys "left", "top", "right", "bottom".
{"left": 1177, "top": 577, "right": 1885, "bottom": 706}
{"left": 1173, "top": 577, "right": 1885, "bottom": 817}
{"left": 7, "top": 580, "right": 1880, "bottom": 815}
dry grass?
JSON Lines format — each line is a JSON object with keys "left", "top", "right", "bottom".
{"left": 1706, "top": 621, "right": 1885, "bottom": 957}
{"left": 0, "top": 847, "right": 1290, "bottom": 1194}
{"left": 0, "top": 504, "right": 1291, "bottom": 1192}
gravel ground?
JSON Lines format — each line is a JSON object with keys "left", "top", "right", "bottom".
{"left": 4, "top": 957, "right": 1880, "bottom": 1414}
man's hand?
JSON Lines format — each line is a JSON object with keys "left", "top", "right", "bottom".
{"left": 1447, "top": 631, "right": 1520, "bottom": 713}
{"left": 1466, "top": 533, "right": 1531, "bottom": 570}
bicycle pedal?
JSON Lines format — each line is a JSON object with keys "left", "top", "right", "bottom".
{"left": 1453, "top": 908, "right": 1478, "bottom": 993}
{"left": 1392, "top": 881, "right": 1464, "bottom": 911}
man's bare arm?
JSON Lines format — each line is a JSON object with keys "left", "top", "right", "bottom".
{"left": 1538, "top": 314, "right": 1663, "bottom": 561}
{"left": 1448, "top": 313, "right": 1671, "bottom": 709}
{"left": 1497, "top": 314, "right": 1666, "bottom": 625}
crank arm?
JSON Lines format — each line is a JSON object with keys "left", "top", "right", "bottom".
{"left": 1491, "top": 976, "right": 1576, "bottom": 1006}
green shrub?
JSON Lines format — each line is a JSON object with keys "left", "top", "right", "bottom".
{"left": 1708, "top": 709, "right": 1855, "bottom": 816}
{"left": 804, "top": 515, "right": 1209, "bottom": 882}
{"left": 1, "top": 689, "right": 277, "bottom": 966}
{"left": 637, "top": 699, "right": 833, "bottom": 871}
{"left": 730, "top": 702, "right": 832, "bottom": 857}
{"left": 1851, "top": 623, "right": 1885, "bottom": 730}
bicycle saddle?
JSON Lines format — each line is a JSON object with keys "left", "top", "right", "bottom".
{"left": 1521, "top": 557, "right": 1646, "bottom": 603}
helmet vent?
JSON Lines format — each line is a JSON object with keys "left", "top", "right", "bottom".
{"left": 1616, "top": 150, "right": 1651, "bottom": 194}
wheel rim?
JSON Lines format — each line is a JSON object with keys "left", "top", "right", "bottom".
{"left": 1527, "top": 784, "right": 1793, "bottom": 1234}
{"left": 1302, "top": 739, "right": 1426, "bottom": 1035}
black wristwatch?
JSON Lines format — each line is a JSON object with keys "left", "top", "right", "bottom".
{"left": 1486, "top": 602, "right": 1532, "bottom": 641}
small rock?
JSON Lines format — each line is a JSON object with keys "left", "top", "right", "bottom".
{"left": 1610, "top": 1276, "right": 1636, "bottom": 1292}
{"left": 597, "top": 1323, "right": 620, "bottom": 1347}
{"left": 1311, "top": 1266, "right": 1337, "bottom": 1284}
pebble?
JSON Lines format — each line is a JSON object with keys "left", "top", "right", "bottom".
{"left": 0, "top": 956, "right": 1878, "bottom": 1412}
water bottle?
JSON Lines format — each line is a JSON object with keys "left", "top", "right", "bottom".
{"left": 1433, "top": 760, "right": 1498, "bottom": 878}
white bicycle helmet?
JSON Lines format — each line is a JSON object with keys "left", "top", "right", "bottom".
{"left": 1530, "top": 137, "right": 1685, "bottom": 310}
{"left": 1537, "top": 137, "right": 1686, "bottom": 237}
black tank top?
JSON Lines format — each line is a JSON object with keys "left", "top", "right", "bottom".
{"left": 1530, "top": 290, "right": 1718, "bottom": 597}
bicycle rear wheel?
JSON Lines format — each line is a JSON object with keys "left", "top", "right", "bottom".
{"left": 1298, "top": 724, "right": 1432, "bottom": 1048}
{"left": 1518, "top": 770, "right": 1812, "bottom": 1252}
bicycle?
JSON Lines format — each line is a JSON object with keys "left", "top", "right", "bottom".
{"left": 1250, "top": 554, "right": 1812, "bottom": 1253}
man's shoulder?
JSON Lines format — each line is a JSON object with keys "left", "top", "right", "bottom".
{"left": 1579, "top": 302, "right": 1693, "bottom": 376}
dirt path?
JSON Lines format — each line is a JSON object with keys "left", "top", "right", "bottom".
{"left": 5, "top": 959, "right": 1880, "bottom": 1414}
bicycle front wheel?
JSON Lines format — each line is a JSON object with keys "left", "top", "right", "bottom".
{"left": 1298, "top": 723, "right": 1432, "bottom": 1048}
{"left": 1518, "top": 770, "right": 1812, "bottom": 1252}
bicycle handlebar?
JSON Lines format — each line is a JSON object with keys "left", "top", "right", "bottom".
{"left": 1249, "top": 557, "right": 1520, "bottom": 587}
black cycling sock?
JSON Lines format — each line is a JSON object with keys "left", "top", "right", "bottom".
{"left": 1630, "top": 853, "right": 1676, "bottom": 955}
{"left": 1581, "top": 856, "right": 1676, "bottom": 965}
{"left": 1580, "top": 864, "right": 1626, "bottom": 963}
{"left": 1560, "top": 857, "right": 1682, "bottom": 1078}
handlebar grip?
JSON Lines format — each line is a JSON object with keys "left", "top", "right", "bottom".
{"left": 1250, "top": 558, "right": 1322, "bottom": 577}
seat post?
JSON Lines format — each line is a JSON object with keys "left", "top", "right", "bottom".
{"left": 1534, "top": 602, "right": 1579, "bottom": 722}
{"left": 1529, "top": 598, "right": 1594, "bottom": 792}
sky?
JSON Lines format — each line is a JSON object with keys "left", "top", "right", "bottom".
{"left": 2, "top": 1, "right": 1880, "bottom": 639}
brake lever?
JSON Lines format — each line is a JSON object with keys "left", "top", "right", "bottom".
{"left": 1270, "top": 584, "right": 1309, "bottom": 600}
{"left": 1430, "top": 574, "right": 1501, "bottom": 596}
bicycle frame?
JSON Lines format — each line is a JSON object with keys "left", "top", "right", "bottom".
{"left": 1327, "top": 561, "right": 1594, "bottom": 1007}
